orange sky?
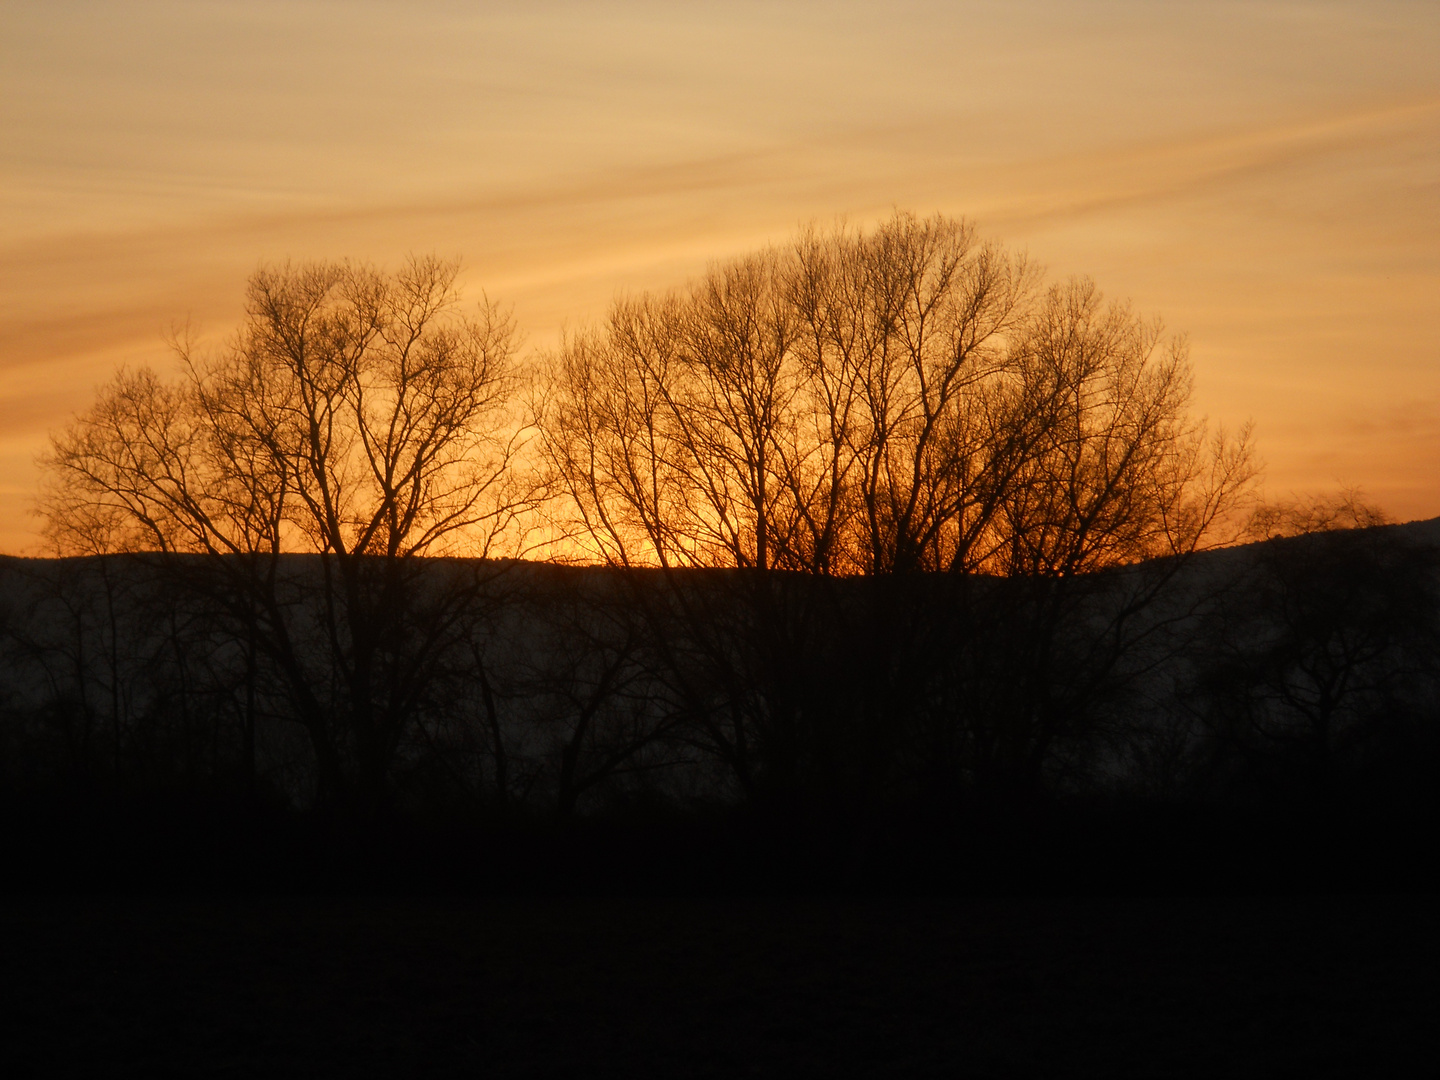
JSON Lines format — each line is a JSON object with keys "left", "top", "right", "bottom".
{"left": 2, "top": 1, "right": 1437, "bottom": 553}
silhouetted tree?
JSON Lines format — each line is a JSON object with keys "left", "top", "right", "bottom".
{"left": 538, "top": 213, "right": 1255, "bottom": 805}
{"left": 38, "top": 257, "right": 534, "bottom": 817}
{"left": 938, "top": 278, "right": 1255, "bottom": 798}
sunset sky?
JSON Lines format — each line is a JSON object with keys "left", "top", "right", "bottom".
{"left": 2, "top": 0, "right": 1437, "bottom": 553}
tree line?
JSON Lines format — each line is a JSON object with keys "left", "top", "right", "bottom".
{"left": 4, "top": 212, "right": 1436, "bottom": 855}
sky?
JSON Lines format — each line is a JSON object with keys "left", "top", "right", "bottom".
{"left": 2, "top": 0, "right": 1437, "bottom": 553}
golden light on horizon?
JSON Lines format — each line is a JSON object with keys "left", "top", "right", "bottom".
{"left": 3, "top": 1, "right": 1437, "bottom": 553}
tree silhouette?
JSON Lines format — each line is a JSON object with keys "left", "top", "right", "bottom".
{"left": 538, "top": 212, "right": 1256, "bottom": 804}
{"left": 38, "top": 257, "right": 534, "bottom": 816}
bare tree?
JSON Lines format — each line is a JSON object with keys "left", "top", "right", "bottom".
{"left": 936, "top": 278, "right": 1256, "bottom": 796}
{"left": 537, "top": 212, "right": 1256, "bottom": 804}
{"left": 38, "top": 256, "right": 533, "bottom": 816}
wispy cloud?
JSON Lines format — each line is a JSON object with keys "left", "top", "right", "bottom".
{"left": 975, "top": 98, "right": 1440, "bottom": 230}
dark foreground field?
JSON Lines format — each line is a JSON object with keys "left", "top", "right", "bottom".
{"left": 3, "top": 891, "right": 1436, "bottom": 1077}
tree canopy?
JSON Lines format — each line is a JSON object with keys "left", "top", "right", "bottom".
{"left": 539, "top": 212, "right": 1254, "bottom": 576}
{"left": 40, "top": 255, "right": 527, "bottom": 561}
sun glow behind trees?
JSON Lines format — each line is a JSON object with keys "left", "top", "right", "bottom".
{"left": 40, "top": 216, "right": 1254, "bottom": 575}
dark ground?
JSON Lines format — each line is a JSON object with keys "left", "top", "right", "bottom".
{"left": 2, "top": 891, "right": 1436, "bottom": 1077}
